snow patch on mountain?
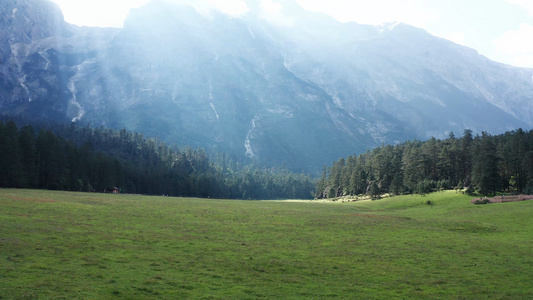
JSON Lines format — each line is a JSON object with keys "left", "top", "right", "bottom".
{"left": 19, "top": 75, "right": 31, "bottom": 102}
{"left": 248, "top": 27, "right": 256, "bottom": 39}
{"left": 326, "top": 88, "right": 343, "bottom": 109}
{"left": 10, "top": 43, "right": 32, "bottom": 102}
{"left": 210, "top": 103, "right": 219, "bottom": 120}
{"left": 38, "top": 50, "right": 51, "bottom": 69}
{"left": 245, "top": 115, "right": 259, "bottom": 158}
{"left": 67, "top": 62, "right": 93, "bottom": 122}
{"left": 377, "top": 21, "right": 401, "bottom": 34}
{"left": 364, "top": 122, "right": 389, "bottom": 144}
{"left": 267, "top": 107, "right": 293, "bottom": 118}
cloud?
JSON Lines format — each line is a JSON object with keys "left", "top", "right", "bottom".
{"left": 493, "top": 23, "right": 533, "bottom": 54}
{"left": 206, "top": 0, "right": 248, "bottom": 16}
{"left": 508, "top": 55, "right": 533, "bottom": 68}
{"left": 505, "top": 0, "right": 533, "bottom": 16}
{"left": 259, "top": 0, "right": 294, "bottom": 26}
{"left": 493, "top": 23, "right": 533, "bottom": 67}
{"left": 295, "top": 0, "right": 435, "bottom": 28}
{"left": 261, "top": 0, "right": 282, "bottom": 15}
{"left": 161, "top": 0, "right": 248, "bottom": 18}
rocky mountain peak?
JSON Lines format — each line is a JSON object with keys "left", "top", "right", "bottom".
{"left": 1, "top": 0, "right": 532, "bottom": 172}
{"left": 1, "top": 0, "right": 67, "bottom": 43}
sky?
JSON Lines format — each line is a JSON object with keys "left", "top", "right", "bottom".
{"left": 50, "top": 0, "right": 533, "bottom": 68}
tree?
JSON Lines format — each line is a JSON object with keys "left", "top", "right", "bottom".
{"left": 389, "top": 172, "right": 404, "bottom": 195}
{"left": 0, "top": 122, "right": 25, "bottom": 187}
{"left": 460, "top": 129, "right": 474, "bottom": 187}
{"left": 369, "top": 181, "right": 380, "bottom": 200}
{"left": 19, "top": 125, "right": 38, "bottom": 188}
{"left": 472, "top": 132, "right": 499, "bottom": 195}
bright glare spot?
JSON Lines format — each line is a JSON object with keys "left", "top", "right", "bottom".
{"left": 206, "top": 0, "right": 248, "bottom": 16}
{"left": 51, "top": 0, "right": 248, "bottom": 27}
{"left": 295, "top": 0, "right": 433, "bottom": 28}
{"left": 48, "top": 0, "right": 533, "bottom": 68}
{"left": 259, "top": 0, "right": 294, "bottom": 26}
{"left": 261, "top": 0, "right": 282, "bottom": 15}
{"left": 51, "top": 0, "right": 149, "bottom": 27}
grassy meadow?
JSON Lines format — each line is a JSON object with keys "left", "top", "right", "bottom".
{"left": 1, "top": 189, "right": 533, "bottom": 299}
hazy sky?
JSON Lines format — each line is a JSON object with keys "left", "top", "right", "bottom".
{"left": 50, "top": 0, "right": 533, "bottom": 68}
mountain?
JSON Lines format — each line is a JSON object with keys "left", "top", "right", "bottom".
{"left": 1, "top": 0, "right": 532, "bottom": 172}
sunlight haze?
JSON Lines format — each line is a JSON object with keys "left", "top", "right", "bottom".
{"left": 50, "top": 0, "right": 533, "bottom": 68}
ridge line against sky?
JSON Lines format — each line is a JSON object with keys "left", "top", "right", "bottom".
{"left": 51, "top": 0, "right": 533, "bottom": 68}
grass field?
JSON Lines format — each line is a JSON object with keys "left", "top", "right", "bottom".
{"left": 1, "top": 189, "right": 533, "bottom": 299}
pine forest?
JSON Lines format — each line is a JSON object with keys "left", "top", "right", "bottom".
{"left": 316, "top": 130, "right": 533, "bottom": 199}
{"left": 0, "top": 120, "right": 315, "bottom": 200}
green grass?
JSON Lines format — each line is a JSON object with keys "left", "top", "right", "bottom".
{"left": 1, "top": 189, "right": 532, "bottom": 299}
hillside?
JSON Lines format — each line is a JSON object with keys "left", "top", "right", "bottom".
{"left": 1, "top": 0, "right": 532, "bottom": 172}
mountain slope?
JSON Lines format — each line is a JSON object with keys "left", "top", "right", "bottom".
{"left": 1, "top": 0, "right": 532, "bottom": 172}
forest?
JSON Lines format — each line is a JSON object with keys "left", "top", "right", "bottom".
{"left": 0, "top": 120, "right": 315, "bottom": 199}
{"left": 316, "top": 129, "right": 533, "bottom": 199}
{"left": 2, "top": 118, "right": 532, "bottom": 200}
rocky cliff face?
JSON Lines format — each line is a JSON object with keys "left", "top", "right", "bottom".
{"left": 1, "top": 0, "right": 63, "bottom": 107}
{"left": 1, "top": 0, "right": 532, "bottom": 172}
{"left": 0, "top": 0, "right": 118, "bottom": 119}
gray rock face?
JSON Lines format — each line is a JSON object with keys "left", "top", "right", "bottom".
{"left": 1, "top": 0, "right": 62, "bottom": 106}
{"left": 1, "top": 0, "right": 532, "bottom": 172}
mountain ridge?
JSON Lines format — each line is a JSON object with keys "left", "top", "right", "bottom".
{"left": 1, "top": 0, "right": 532, "bottom": 172}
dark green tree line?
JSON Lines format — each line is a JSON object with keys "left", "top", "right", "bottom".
{"left": 0, "top": 121, "right": 315, "bottom": 199}
{"left": 317, "top": 129, "right": 533, "bottom": 198}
